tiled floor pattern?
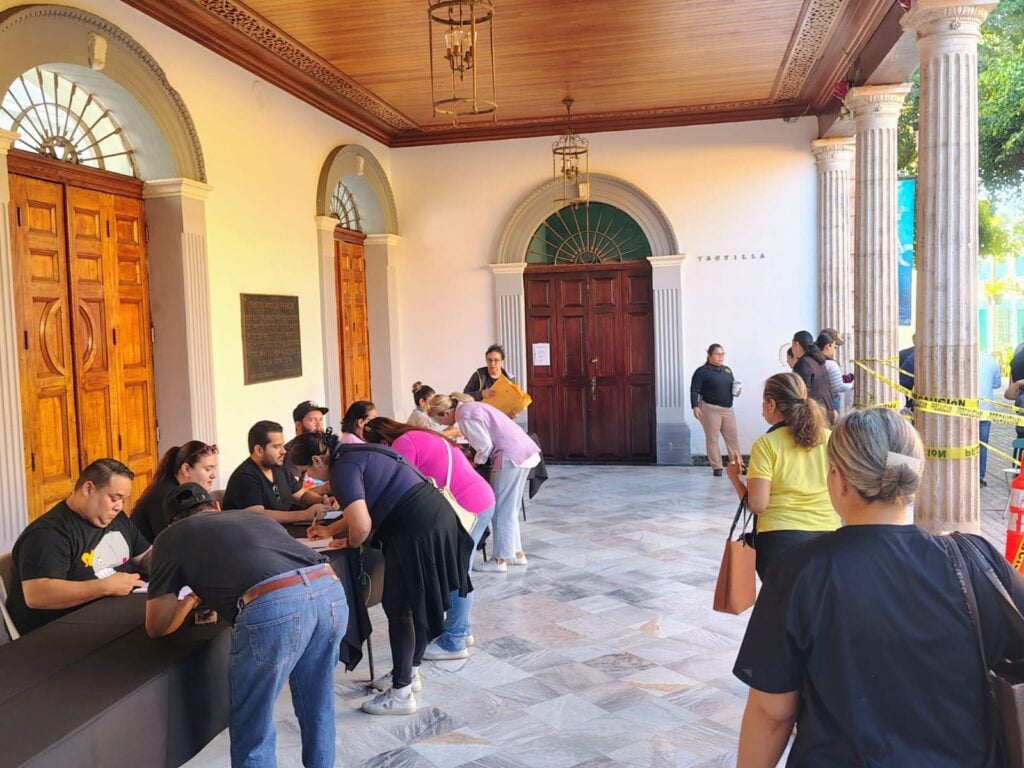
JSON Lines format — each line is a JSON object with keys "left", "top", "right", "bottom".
{"left": 186, "top": 451, "right": 1013, "bottom": 768}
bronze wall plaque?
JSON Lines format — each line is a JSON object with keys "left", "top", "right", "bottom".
{"left": 240, "top": 294, "right": 302, "bottom": 384}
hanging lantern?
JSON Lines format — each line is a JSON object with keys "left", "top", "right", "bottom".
{"left": 552, "top": 98, "right": 590, "bottom": 207}
{"left": 428, "top": 1, "right": 497, "bottom": 126}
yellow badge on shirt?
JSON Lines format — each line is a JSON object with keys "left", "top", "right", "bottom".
{"left": 81, "top": 551, "right": 94, "bottom": 567}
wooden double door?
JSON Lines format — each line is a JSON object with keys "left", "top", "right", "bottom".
{"left": 334, "top": 228, "right": 371, "bottom": 407}
{"left": 525, "top": 262, "right": 655, "bottom": 462}
{"left": 8, "top": 157, "right": 158, "bottom": 521}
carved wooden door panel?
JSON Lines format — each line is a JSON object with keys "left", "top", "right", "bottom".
{"left": 65, "top": 186, "right": 120, "bottom": 469}
{"left": 525, "top": 262, "right": 655, "bottom": 462}
{"left": 111, "top": 195, "right": 158, "bottom": 502}
{"left": 9, "top": 175, "right": 81, "bottom": 521}
{"left": 334, "top": 229, "right": 371, "bottom": 407}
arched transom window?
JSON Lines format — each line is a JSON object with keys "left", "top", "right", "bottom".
{"left": 526, "top": 203, "right": 652, "bottom": 264}
{"left": 329, "top": 181, "right": 362, "bottom": 232}
{"left": 0, "top": 67, "right": 137, "bottom": 177}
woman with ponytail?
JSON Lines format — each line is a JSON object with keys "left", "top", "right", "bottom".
{"left": 792, "top": 330, "right": 836, "bottom": 422}
{"left": 726, "top": 372, "right": 838, "bottom": 581}
{"left": 734, "top": 407, "right": 1024, "bottom": 768}
{"left": 131, "top": 440, "right": 219, "bottom": 541}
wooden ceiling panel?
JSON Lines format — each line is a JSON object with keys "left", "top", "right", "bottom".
{"left": 120, "top": 0, "right": 904, "bottom": 146}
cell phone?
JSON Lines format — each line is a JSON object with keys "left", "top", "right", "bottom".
{"left": 194, "top": 608, "right": 218, "bottom": 626}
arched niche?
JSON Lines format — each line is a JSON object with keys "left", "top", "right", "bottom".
{"left": 0, "top": 4, "right": 205, "bottom": 181}
{"left": 314, "top": 145, "right": 403, "bottom": 424}
{"left": 316, "top": 145, "right": 398, "bottom": 235}
{"left": 490, "top": 174, "right": 690, "bottom": 464}
{"left": 496, "top": 174, "right": 678, "bottom": 264}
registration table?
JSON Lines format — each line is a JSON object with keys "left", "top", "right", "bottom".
{"left": 0, "top": 594, "right": 229, "bottom": 768}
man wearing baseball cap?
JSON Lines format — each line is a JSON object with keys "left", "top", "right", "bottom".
{"left": 287, "top": 401, "right": 332, "bottom": 503}
{"left": 146, "top": 482, "right": 347, "bottom": 767}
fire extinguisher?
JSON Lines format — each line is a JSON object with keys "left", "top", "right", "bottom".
{"left": 1007, "top": 466, "right": 1024, "bottom": 573}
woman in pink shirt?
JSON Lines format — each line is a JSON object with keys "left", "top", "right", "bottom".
{"left": 363, "top": 418, "right": 496, "bottom": 661}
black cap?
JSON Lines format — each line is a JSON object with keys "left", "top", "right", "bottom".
{"left": 293, "top": 400, "right": 330, "bottom": 423}
{"left": 163, "top": 482, "right": 215, "bottom": 524}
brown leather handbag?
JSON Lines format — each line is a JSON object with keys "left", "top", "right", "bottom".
{"left": 713, "top": 495, "right": 756, "bottom": 615}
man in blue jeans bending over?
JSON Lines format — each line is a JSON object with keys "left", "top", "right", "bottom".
{"left": 145, "top": 483, "right": 348, "bottom": 768}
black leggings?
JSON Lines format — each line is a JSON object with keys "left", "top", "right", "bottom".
{"left": 381, "top": 568, "right": 429, "bottom": 689}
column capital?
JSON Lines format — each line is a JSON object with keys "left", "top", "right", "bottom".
{"left": 845, "top": 84, "right": 912, "bottom": 122}
{"left": 0, "top": 129, "right": 19, "bottom": 155}
{"left": 901, "top": 0, "right": 996, "bottom": 37}
{"left": 811, "top": 137, "right": 856, "bottom": 169}
{"left": 364, "top": 234, "right": 401, "bottom": 247}
{"left": 314, "top": 215, "right": 338, "bottom": 232}
{"left": 647, "top": 255, "right": 686, "bottom": 269}
{"left": 143, "top": 178, "right": 213, "bottom": 201}
{"left": 489, "top": 262, "right": 527, "bottom": 277}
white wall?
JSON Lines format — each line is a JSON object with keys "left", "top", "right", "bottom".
{"left": 392, "top": 119, "right": 819, "bottom": 455}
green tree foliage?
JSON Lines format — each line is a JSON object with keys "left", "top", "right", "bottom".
{"left": 896, "top": 0, "right": 1024, "bottom": 194}
{"left": 980, "top": 199, "right": 1015, "bottom": 259}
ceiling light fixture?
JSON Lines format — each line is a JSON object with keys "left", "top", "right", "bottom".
{"left": 552, "top": 98, "right": 590, "bottom": 207}
{"left": 428, "top": 1, "right": 497, "bottom": 126}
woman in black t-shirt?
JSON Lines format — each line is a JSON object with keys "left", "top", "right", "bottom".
{"left": 291, "top": 432, "right": 472, "bottom": 718}
{"left": 734, "top": 408, "right": 1024, "bottom": 768}
{"left": 791, "top": 330, "right": 835, "bottom": 424}
{"left": 130, "top": 440, "right": 218, "bottom": 542}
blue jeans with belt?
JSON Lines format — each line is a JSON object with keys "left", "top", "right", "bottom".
{"left": 229, "top": 565, "right": 348, "bottom": 768}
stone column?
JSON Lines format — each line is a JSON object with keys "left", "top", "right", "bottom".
{"left": 811, "top": 138, "right": 856, "bottom": 369}
{"left": 489, "top": 263, "right": 528, "bottom": 427}
{"left": 648, "top": 255, "right": 691, "bottom": 464}
{"left": 364, "top": 234, "right": 404, "bottom": 419}
{"left": 846, "top": 84, "right": 911, "bottom": 408}
{"left": 0, "top": 129, "right": 29, "bottom": 550}
{"left": 143, "top": 179, "right": 218, "bottom": 453}
{"left": 903, "top": 0, "right": 996, "bottom": 533}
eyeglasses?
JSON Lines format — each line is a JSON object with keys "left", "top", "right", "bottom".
{"left": 185, "top": 443, "right": 218, "bottom": 464}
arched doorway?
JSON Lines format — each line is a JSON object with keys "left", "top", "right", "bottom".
{"left": 315, "top": 145, "right": 402, "bottom": 421}
{"left": 525, "top": 203, "right": 655, "bottom": 461}
{"left": 0, "top": 6, "right": 209, "bottom": 542}
{"left": 493, "top": 174, "right": 690, "bottom": 465}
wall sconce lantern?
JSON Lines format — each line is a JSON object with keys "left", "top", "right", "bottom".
{"left": 428, "top": 1, "right": 497, "bottom": 126}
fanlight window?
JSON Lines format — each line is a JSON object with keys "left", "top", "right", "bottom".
{"left": 527, "top": 203, "right": 652, "bottom": 264}
{"left": 329, "top": 181, "right": 362, "bottom": 231}
{"left": 0, "top": 67, "right": 137, "bottom": 177}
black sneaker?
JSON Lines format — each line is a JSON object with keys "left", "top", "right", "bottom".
{"left": 713, "top": 468, "right": 723, "bottom": 477}
{"left": 980, "top": 478, "right": 988, "bottom": 487}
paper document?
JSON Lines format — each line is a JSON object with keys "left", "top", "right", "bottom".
{"left": 321, "top": 509, "right": 342, "bottom": 521}
{"left": 296, "top": 537, "right": 334, "bottom": 550}
{"left": 132, "top": 582, "right": 149, "bottom": 593}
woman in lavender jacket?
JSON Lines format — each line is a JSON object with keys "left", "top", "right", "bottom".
{"left": 429, "top": 393, "right": 540, "bottom": 573}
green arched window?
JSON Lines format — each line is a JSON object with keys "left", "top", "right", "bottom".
{"left": 329, "top": 181, "right": 362, "bottom": 231}
{"left": 526, "top": 203, "right": 652, "bottom": 264}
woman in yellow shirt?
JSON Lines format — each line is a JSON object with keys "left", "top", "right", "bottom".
{"left": 726, "top": 372, "right": 840, "bottom": 582}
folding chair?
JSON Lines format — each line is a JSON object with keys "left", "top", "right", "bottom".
{"left": 359, "top": 546, "right": 385, "bottom": 681}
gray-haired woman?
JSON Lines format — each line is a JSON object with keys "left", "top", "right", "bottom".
{"left": 733, "top": 408, "right": 1024, "bottom": 768}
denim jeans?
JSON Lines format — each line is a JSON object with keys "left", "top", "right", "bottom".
{"left": 980, "top": 420, "right": 991, "bottom": 480}
{"left": 434, "top": 503, "right": 495, "bottom": 652}
{"left": 490, "top": 462, "right": 529, "bottom": 560}
{"left": 229, "top": 565, "right": 348, "bottom": 768}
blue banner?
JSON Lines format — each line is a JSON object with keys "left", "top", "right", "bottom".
{"left": 897, "top": 178, "right": 915, "bottom": 326}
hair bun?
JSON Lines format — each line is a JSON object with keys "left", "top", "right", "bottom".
{"left": 411, "top": 381, "right": 423, "bottom": 392}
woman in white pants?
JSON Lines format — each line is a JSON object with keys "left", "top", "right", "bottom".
{"left": 428, "top": 393, "right": 540, "bottom": 573}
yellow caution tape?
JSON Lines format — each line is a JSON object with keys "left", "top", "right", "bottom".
{"left": 852, "top": 360, "right": 914, "bottom": 400}
{"left": 924, "top": 444, "right": 981, "bottom": 460}
{"left": 981, "top": 439, "right": 1022, "bottom": 468}
{"left": 1014, "top": 538, "right": 1024, "bottom": 570}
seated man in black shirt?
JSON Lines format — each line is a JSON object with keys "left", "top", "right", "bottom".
{"left": 6, "top": 459, "right": 151, "bottom": 634}
{"left": 222, "top": 420, "right": 326, "bottom": 523}
{"left": 284, "top": 401, "right": 333, "bottom": 505}
{"left": 146, "top": 484, "right": 348, "bottom": 767}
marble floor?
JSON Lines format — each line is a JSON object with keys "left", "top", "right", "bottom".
{"left": 185, "top": 460, "right": 1009, "bottom": 768}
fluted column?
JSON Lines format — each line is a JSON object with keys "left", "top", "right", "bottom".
{"left": 489, "top": 263, "right": 527, "bottom": 427}
{"left": 648, "top": 255, "right": 690, "bottom": 465}
{"left": 847, "top": 84, "right": 911, "bottom": 408}
{"left": 903, "top": 0, "right": 995, "bottom": 533}
{"left": 0, "top": 129, "right": 29, "bottom": 550}
{"left": 143, "top": 179, "right": 218, "bottom": 454}
{"left": 812, "top": 138, "right": 856, "bottom": 369}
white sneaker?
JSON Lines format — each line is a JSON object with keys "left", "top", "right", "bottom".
{"left": 370, "top": 670, "right": 422, "bottom": 693}
{"left": 361, "top": 688, "right": 417, "bottom": 716}
{"left": 466, "top": 634, "right": 475, "bottom": 647}
{"left": 511, "top": 554, "right": 529, "bottom": 566}
{"left": 422, "top": 640, "right": 469, "bottom": 660}
{"left": 473, "top": 559, "right": 508, "bottom": 573}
